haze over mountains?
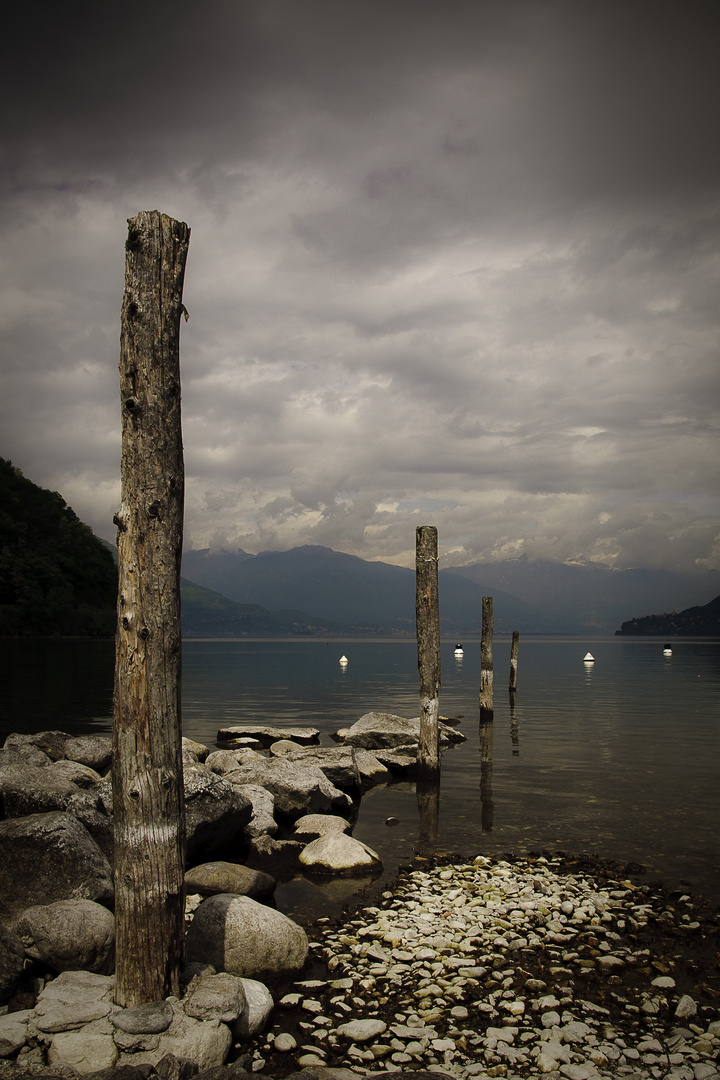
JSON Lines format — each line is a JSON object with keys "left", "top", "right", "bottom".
{"left": 181, "top": 545, "right": 720, "bottom": 636}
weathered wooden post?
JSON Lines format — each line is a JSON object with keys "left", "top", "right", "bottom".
{"left": 509, "top": 630, "right": 519, "bottom": 692}
{"left": 479, "top": 595, "right": 494, "bottom": 719}
{"left": 112, "top": 211, "right": 190, "bottom": 1007}
{"left": 416, "top": 525, "right": 441, "bottom": 779}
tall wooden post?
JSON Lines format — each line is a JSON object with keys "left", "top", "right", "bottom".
{"left": 509, "top": 630, "right": 519, "bottom": 692}
{"left": 416, "top": 525, "right": 441, "bottom": 779}
{"left": 479, "top": 596, "right": 494, "bottom": 718}
{"left": 112, "top": 211, "right": 190, "bottom": 1007}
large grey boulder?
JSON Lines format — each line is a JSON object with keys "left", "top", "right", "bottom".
{"left": 183, "top": 972, "right": 246, "bottom": 1023}
{"left": 183, "top": 764, "right": 253, "bottom": 859}
{"left": 184, "top": 861, "right": 275, "bottom": 902}
{"left": 49, "top": 759, "right": 102, "bottom": 788}
{"left": 293, "top": 813, "right": 352, "bottom": 838}
{"left": 0, "top": 745, "right": 51, "bottom": 768}
{"left": 185, "top": 894, "right": 308, "bottom": 984}
{"left": 110, "top": 1000, "right": 174, "bottom": 1034}
{"left": 0, "top": 925, "right": 25, "bottom": 1003}
{"left": 182, "top": 737, "right": 210, "bottom": 763}
{"left": 245, "top": 834, "right": 304, "bottom": 874}
{"left": 232, "top": 977, "right": 274, "bottom": 1039}
{"left": 0, "top": 1010, "right": 30, "bottom": 1058}
{"left": 63, "top": 735, "right": 113, "bottom": 773}
{"left": 217, "top": 725, "right": 320, "bottom": 748}
{"left": 14, "top": 898, "right": 115, "bottom": 974}
{"left": 64, "top": 794, "right": 115, "bottom": 862}
{"left": 232, "top": 783, "right": 277, "bottom": 838}
{"left": 221, "top": 758, "right": 352, "bottom": 821}
{"left": 46, "top": 1020, "right": 119, "bottom": 1073}
{"left": 28, "top": 970, "right": 115, "bottom": 1037}
{"left": 299, "top": 833, "right": 383, "bottom": 875}
{"left": 139, "top": 1002, "right": 232, "bottom": 1071}
{"left": 0, "top": 812, "right": 114, "bottom": 922}
{"left": 369, "top": 746, "right": 419, "bottom": 774}
{"left": 283, "top": 745, "right": 389, "bottom": 793}
{"left": 205, "top": 749, "right": 260, "bottom": 775}
{"left": 0, "top": 762, "right": 82, "bottom": 818}
{"left": 335, "top": 711, "right": 466, "bottom": 749}
{"left": 3, "top": 730, "right": 70, "bottom": 761}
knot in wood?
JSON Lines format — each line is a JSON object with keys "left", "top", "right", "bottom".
{"left": 147, "top": 501, "right": 161, "bottom": 519}
{"left": 125, "top": 226, "right": 142, "bottom": 253}
{"left": 139, "top": 626, "right": 150, "bottom": 640}
{"left": 124, "top": 397, "right": 138, "bottom": 413}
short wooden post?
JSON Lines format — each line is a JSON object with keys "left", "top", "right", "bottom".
{"left": 479, "top": 595, "right": 494, "bottom": 718}
{"left": 509, "top": 630, "right": 519, "bottom": 692}
{"left": 416, "top": 525, "right": 441, "bottom": 779}
{"left": 112, "top": 211, "right": 190, "bottom": 1007}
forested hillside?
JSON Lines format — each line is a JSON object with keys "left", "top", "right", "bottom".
{"left": 0, "top": 458, "right": 117, "bottom": 636}
{"left": 615, "top": 595, "right": 720, "bottom": 636}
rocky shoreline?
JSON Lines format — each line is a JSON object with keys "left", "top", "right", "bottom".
{"left": 238, "top": 850, "right": 720, "bottom": 1079}
{"left": 1, "top": 720, "right": 719, "bottom": 1080}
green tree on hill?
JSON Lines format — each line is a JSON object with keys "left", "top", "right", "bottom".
{"left": 0, "top": 458, "right": 117, "bottom": 636}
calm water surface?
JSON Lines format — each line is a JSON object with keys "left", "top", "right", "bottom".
{"left": 2, "top": 636, "right": 718, "bottom": 917}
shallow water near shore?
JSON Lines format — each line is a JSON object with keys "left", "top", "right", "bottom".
{"left": 1, "top": 635, "right": 719, "bottom": 918}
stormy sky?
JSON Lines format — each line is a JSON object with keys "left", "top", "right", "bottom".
{"left": 2, "top": 0, "right": 719, "bottom": 572}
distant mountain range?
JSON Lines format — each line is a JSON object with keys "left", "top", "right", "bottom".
{"left": 615, "top": 594, "right": 720, "bottom": 636}
{"left": 180, "top": 545, "right": 720, "bottom": 636}
{"left": 4, "top": 452, "right": 717, "bottom": 639}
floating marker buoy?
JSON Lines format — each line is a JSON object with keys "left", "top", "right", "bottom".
{"left": 339, "top": 655, "right": 348, "bottom": 665}
{"left": 454, "top": 643, "right": 464, "bottom": 656}
{"left": 583, "top": 652, "right": 595, "bottom": 662}
{"left": 663, "top": 643, "right": 673, "bottom": 656}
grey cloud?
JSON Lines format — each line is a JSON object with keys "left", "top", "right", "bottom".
{"left": 1, "top": 0, "right": 719, "bottom": 573}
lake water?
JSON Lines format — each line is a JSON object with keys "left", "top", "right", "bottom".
{"left": 2, "top": 635, "right": 719, "bottom": 918}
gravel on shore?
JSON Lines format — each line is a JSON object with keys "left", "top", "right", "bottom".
{"left": 241, "top": 850, "right": 720, "bottom": 1080}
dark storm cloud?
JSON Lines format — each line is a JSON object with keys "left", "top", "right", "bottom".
{"left": 1, "top": 0, "right": 719, "bottom": 571}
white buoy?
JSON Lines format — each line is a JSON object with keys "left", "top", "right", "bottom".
{"left": 339, "top": 655, "right": 348, "bottom": 665}
{"left": 454, "top": 643, "right": 464, "bottom": 656}
{"left": 663, "top": 643, "right": 673, "bottom": 656}
{"left": 583, "top": 652, "right": 595, "bottom": 662}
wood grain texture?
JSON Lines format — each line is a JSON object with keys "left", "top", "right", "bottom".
{"left": 113, "top": 211, "right": 189, "bottom": 1006}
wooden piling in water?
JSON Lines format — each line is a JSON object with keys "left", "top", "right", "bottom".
{"left": 479, "top": 595, "right": 494, "bottom": 718}
{"left": 415, "top": 525, "right": 441, "bottom": 779}
{"left": 509, "top": 630, "right": 519, "bottom": 692}
{"left": 112, "top": 211, "right": 189, "bottom": 1007}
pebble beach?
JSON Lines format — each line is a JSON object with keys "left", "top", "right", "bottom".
{"left": 243, "top": 851, "right": 720, "bottom": 1080}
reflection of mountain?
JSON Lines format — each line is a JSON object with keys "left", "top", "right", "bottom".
{"left": 615, "top": 595, "right": 720, "bottom": 636}
{"left": 181, "top": 545, "right": 546, "bottom": 636}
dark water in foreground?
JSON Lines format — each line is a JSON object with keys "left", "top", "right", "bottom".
{"left": 1, "top": 636, "right": 719, "bottom": 918}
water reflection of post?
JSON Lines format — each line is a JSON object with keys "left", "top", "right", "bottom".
{"left": 479, "top": 710, "right": 494, "bottom": 832}
{"left": 509, "top": 689, "right": 519, "bottom": 755}
{"left": 416, "top": 778, "right": 440, "bottom": 852}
